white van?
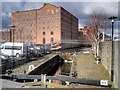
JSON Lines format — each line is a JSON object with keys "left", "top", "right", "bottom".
{"left": 0, "top": 42, "right": 28, "bottom": 57}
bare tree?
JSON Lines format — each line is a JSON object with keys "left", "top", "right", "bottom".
{"left": 86, "top": 12, "right": 111, "bottom": 59}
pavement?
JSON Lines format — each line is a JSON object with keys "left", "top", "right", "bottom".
{"left": 1, "top": 79, "right": 24, "bottom": 88}
{"left": 68, "top": 49, "right": 111, "bottom": 88}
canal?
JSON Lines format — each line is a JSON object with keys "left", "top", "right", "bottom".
{"left": 47, "top": 61, "right": 72, "bottom": 76}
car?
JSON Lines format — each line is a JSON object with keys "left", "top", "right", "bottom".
{"left": 27, "top": 44, "right": 43, "bottom": 58}
{"left": 1, "top": 53, "right": 13, "bottom": 73}
{"left": 0, "top": 42, "right": 28, "bottom": 58}
{"left": 43, "top": 44, "right": 52, "bottom": 54}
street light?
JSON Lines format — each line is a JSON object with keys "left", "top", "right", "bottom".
{"left": 108, "top": 16, "right": 117, "bottom": 82}
{"left": 11, "top": 25, "right": 16, "bottom": 68}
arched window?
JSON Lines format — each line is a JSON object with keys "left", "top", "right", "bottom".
{"left": 43, "top": 32, "right": 45, "bottom": 35}
{"left": 50, "top": 38, "right": 54, "bottom": 45}
{"left": 51, "top": 31, "right": 54, "bottom": 35}
{"left": 43, "top": 38, "right": 46, "bottom": 44}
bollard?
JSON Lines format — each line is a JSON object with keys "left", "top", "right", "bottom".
{"left": 34, "top": 79, "right": 38, "bottom": 82}
{"left": 49, "top": 79, "right": 51, "bottom": 84}
{"left": 96, "top": 56, "right": 101, "bottom": 64}
{"left": 43, "top": 74, "right": 46, "bottom": 83}
{"left": 66, "top": 81, "right": 70, "bottom": 86}
{"left": 41, "top": 74, "right": 44, "bottom": 87}
{"left": 41, "top": 74, "right": 47, "bottom": 88}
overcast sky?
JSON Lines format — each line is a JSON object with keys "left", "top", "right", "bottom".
{"left": 1, "top": 0, "right": 119, "bottom": 36}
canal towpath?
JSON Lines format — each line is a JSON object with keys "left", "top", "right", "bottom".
{"left": 69, "top": 49, "right": 111, "bottom": 88}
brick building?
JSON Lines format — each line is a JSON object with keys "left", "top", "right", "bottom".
{"left": 79, "top": 26, "right": 92, "bottom": 45}
{"left": 12, "top": 3, "right": 79, "bottom": 49}
{"left": 0, "top": 29, "right": 11, "bottom": 44}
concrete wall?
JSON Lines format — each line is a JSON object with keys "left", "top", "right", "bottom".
{"left": 114, "top": 41, "right": 120, "bottom": 89}
{"left": 101, "top": 41, "right": 112, "bottom": 75}
{"left": 28, "top": 55, "right": 64, "bottom": 75}
{"left": 101, "top": 40, "right": 120, "bottom": 88}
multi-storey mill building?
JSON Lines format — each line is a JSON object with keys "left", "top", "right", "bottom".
{"left": 12, "top": 3, "right": 79, "bottom": 49}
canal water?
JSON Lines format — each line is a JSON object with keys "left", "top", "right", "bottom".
{"left": 47, "top": 60, "right": 72, "bottom": 84}
{"left": 47, "top": 60, "right": 72, "bottom": 76}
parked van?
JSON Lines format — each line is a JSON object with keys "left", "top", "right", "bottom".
{"left": 0, "top": 42, "right": 28, "bottom": 57}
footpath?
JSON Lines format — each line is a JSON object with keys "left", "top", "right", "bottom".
{"left": 69, "top": 50, "right": 111, "bottom": 88}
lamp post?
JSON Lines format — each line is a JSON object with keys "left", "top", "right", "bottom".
{"left": 108, "top": 16, "right": 117, "bottom": 82}
{"left": 11, "top": 25, "right": 15, "bottom": 68}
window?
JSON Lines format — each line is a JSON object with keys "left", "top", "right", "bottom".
{"left": 30, "top": 12, "right": 32, "bottom": 16}
{"left": 13, "top": 46, "right": 22, "bottom": 50}
{"left": 50, "top": 38, "right": 54, "bottom": 45}
{"left": 20, "top": 30, "right": 23, "bottom": 34}
{"left": 46, "top": 21, "right": 49, "bottom": 24}
{"left": 5, "top": 46, "right": 22, "bottom": 50}
{"left": 56, "top": 15, "right": 58, "bottom": 18}
{"left": 42, "top": 21, "right": 45, "bottom": 24}
{"left": 42, "top": 11, "right": 44, "bottom": 15}
{"left": 46, "top": 16, "right": 49, "bottom": 18}
{"left": 5, "top": 46, "right": 12, "bottom": 49}
{"left": 56, "top": 20, "right": 58, "bottom": 23}
{"left": 38, "top": 12, "right": 40, "bottom": 15}
{"left": 26, "top": 36, "right": 29, "bottom": 40}
{"left": 51, "top": 20, "right": 54, "bottom": 23}
{"left": 16, "top": 37, "right": 18, "bottom": 40}
{"left": 47, "top": 26, "right": 49, "bottom": 29}
{"left": 56, "top": 9, "right": 58, "bottom": 13}
{"left": 30, "top": 36, "right": 32, "bottom": 40}
{"left": 43, "top": 27, "right": 45, "bottom": 29}
{"left": 51, "top": 31, "right": 54, "bottom": 35}
{"left": 26, "top": 18, "right": 28, "bottom": 21}
{"left": 30, "top": 30, "right": 32, "bottom": 34}
{"left": 56, "top": 25, "right": 58, "bottom": 29}
{"left": 47, "top": 10, "right": 49, "bottom": 14}
{"left": 20, "top": 36, "right": 22, "bottom": 39}
{"left": 26, "top": 30, "right": 28, "bottom": 34}
{"left": 51, "top": 26, "right": 54, "bottom": 28}
{"left": 26, "top": 12, "right": 28, "bottom": 16}
{"left": 43, "top": 16, "right": 45, "bottom": 19}
{"left": 30, "top": 24, "right": 32, "bottom": 27}
{"left": 43, "top": 32, "right": 45, "bottom": 35}
{"left": 43, "top": 38, "right": 46, "bottom": 44}
{"left": 52, "top": 15, "right": 54, "bottom": 18}
{"left": 51, "top": 10, "right": 54, "bottom": 14}
{"left": 15, "top": 31, "right": 18, "bottom": 34}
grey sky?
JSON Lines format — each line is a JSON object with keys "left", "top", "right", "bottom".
{"left": 1, "top": 1, "right": 119, "bottom": 35}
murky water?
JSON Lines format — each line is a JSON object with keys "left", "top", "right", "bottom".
{"left": 47, "top": 60, "right": 72, "bottom": 84}
{"left": 47, "top": 61, "right": 72, "bottom": 76}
